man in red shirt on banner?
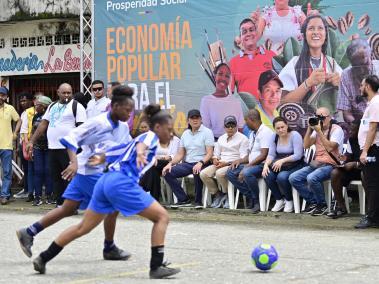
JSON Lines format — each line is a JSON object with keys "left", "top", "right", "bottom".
{"left": 229, "top": 18, "right": 276, "bottom": 99}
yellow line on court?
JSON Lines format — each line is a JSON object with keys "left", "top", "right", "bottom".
{"left": 64, "top": 262, "right": 200, "bottom": 284}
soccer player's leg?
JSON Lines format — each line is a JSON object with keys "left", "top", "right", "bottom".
{"left": 33, "top": 209, "right": 106, "bottom": 274}
{"left": 102, "top": 211, "right": 132, "bottom": 260}
{"left": 138, "top": 201, "right": 181, "bottom": 279}
{"left": 16, "top": 192, "right": 80, "bottom": 258}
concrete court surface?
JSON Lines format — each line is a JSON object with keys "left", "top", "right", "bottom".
{"left": 1, "top": 208, "right": 379, "bottom": 284}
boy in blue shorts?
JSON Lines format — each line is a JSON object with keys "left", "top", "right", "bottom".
{"left": 16, "top": 86, "right": 135, "bottom": 261}
{"left": 32, "top": 104, "right": 180, "bottom": 279}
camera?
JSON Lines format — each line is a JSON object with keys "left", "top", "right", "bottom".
{"left": 308, "top": 115, "right": 326, "bottom": 127}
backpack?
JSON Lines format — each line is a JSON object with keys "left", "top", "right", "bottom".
{"left": 48, "top": 100, "right": 79, "bottom": 127}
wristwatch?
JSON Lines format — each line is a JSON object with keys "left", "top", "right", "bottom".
{"left": 199, "top": 160, "right": 205, "bottom": 165}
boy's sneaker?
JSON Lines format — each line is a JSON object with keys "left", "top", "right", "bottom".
{"left": 326, "top": 207, "right": 347, "bottom": 219}
{"left": 311, "top": 204, "right": 328, "bottom": 216}
{"left": 170, "top": 199, "right": 192, "bottom": 208}
{"left": 149, "top": 261, "right": 181, "bottom": 279}
{"left": 16, "top": 228, "right": 34, "bottom": 258}
{"left": 33, "top": 256, "right": 46, "bottom": 274}
{"left": 32, "top": 198, "right": 43, "bottom": 206}
{"left": 302, "top": 203, "right": 317, "bottom": 214}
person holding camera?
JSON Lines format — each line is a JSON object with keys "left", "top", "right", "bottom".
{"left": 289, "top": 107, "right": 344, "bottom": 216}
{"left": 355, "top": 75, "right": 379, "bottom": 229}
{"left": 327, "top": 120, "right": 362, "bottom": 219}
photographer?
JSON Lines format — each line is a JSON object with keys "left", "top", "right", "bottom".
{"left": 327, "top": 120, "right": 362, "bottom": 219}
{"left": 355, "top": 75, "right": 379, "bottom": 229}
{"left": 289, "top": 107, "right": 344, "bottom": 216}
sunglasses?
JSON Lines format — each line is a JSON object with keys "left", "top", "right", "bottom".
{"left": 92, "top": 87, "right": 103, "bottom": 92}
{"left": 225, "top": 124, "right": 236, "bottom": 129}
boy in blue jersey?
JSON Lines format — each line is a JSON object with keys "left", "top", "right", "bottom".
{"left": 16, "top": 86, "right": 135, "bottom": 261}
{"left": 32, "top": 104, "right": 180, "bottom": 279}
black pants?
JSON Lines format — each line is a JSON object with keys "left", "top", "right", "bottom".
{"left": 139, "top": 159, "right": 170, "bottom": 201}
{"left": 362, "top": 145, "right": 379, "bottom": 222}
{"left": 48, "top": 149, "right": 69, "bottom": 205}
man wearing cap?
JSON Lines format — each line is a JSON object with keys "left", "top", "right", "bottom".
{"left": 200, "top": 115, "right": 249, "bottom": 208}
{"left": 29, "top": 96, "right": 53, "bottom": 206}
{"left": 162, "top": 109, "right": 214, "bottom": 208}
{"left": 227, "top": 109, "right": 274, "bottom": 213}
{"left": 0, "top": 87, "right": 20, "bottom": 205}
{"left": 255, "top": 70, "right": 282, "bottom": 129}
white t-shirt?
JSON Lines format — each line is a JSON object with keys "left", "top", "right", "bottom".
{"left": 20, "top": 111, "right": 28, "bottom": 135}
{"left": 358, "top": 94, "right": 379, "bottom": 149}
{"left": 248, "top": 124, "right": 274, "bottom": 163}
{"left": 86, "top": 96, "right": 111, "bottom": 119}
{"left": 43, "top": 100, "right": 86, "bottom": 149}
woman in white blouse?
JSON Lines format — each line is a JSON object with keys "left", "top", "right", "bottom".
{"left": 139, "top": 132, "right": 180, "bottom": 201}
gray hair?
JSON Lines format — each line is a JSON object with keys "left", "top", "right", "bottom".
{"left": 346, "top": 39, "right": 371, "bottom": 62}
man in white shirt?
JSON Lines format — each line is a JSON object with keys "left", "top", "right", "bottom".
{"left": 86, "top": 80, "right": 111, "bottom": 119}
{"left": 226, "top": 109, "right": 274, "bottom": 213}
{"left": 200, "top": 115, "right": 249, "bottom": 208}
{"left": 355, "top": 75, "right": 379, "bottom": 229}
{"left": 27, "top": 83, "right": 86, "bottom": 206}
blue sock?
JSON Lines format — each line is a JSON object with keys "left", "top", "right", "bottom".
{"left": 26, "top": 222, "right": 44, "bottom": 237}
{"left": 104, "top": 240, "right": 115, "bottom": 252}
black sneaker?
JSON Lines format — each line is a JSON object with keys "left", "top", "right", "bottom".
{"left": 16, "top": 228, "right": 34, "bottom": 258}
{"left": 32, "top": 198, "right": 43, "bottom": 206}
{"left": 26, "top": 194, "right": 34, "bottom": 202}
{"left": 311, "top": 204, "right": 328, "bottom": 216}
{"left": 194, "top": 202, "right": 203, "bottom": 209}
{"left": 326, "top": 207, "right": 347, "bottom": 219}
{"left": 354, "top": 215, "right": 379, "bottom": 229}
{"left": 251, "top": 203, "right": 260, "bottom": 214}
{"left": 46, "top": 195, "right": 54, "bottom": 204}
{"left": 170, "top": 199, "right": 192, "bottom": 208}
{"left": 103, "top": 246, "right": 131, "bottom": 261}
{"left": 33, "top": 256, "right": 46, "bottom": 274}
{"left": 302, "top": 203, "right": 317, "bottom": 214}
{"left": 149, "top": 261, "right": 181, "bottom": 279}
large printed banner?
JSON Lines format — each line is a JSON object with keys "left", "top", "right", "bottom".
{"left": 94, "top": 0, "right": 379, "bottom": 134}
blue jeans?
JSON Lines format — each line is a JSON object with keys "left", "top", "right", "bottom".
{"left": 27, "top": 160, "right": 34, "bottom": 195}
{"left": 33, "top": 149, "right": 53, "bottom": 198}
{"left": 264, "top": 163, "right": 304, "bottom": 201}
{"left": 0, "top": 150, "right": 13, "bottom": 198}
{"left": 164, "top": 162, "right": 204, "bottom": 203}
{"left": 226, "top": 164, "right": 263, "bottom": 203}
{"left": 289, "top": 165, "right": 334, "bottom": 205}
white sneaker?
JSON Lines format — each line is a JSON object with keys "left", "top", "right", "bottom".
{"left": 14, "top": 189, "right": 28, "bottom": 199}
{"left": 284, "top": 200, "right": 294, "bottom": 213}
{"left": 271, "top": 199, "right": 285, "bottom": 212}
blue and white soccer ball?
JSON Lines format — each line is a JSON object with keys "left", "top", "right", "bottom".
{"left": 251, "top": 244, "right": 278, "bottom": 271}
